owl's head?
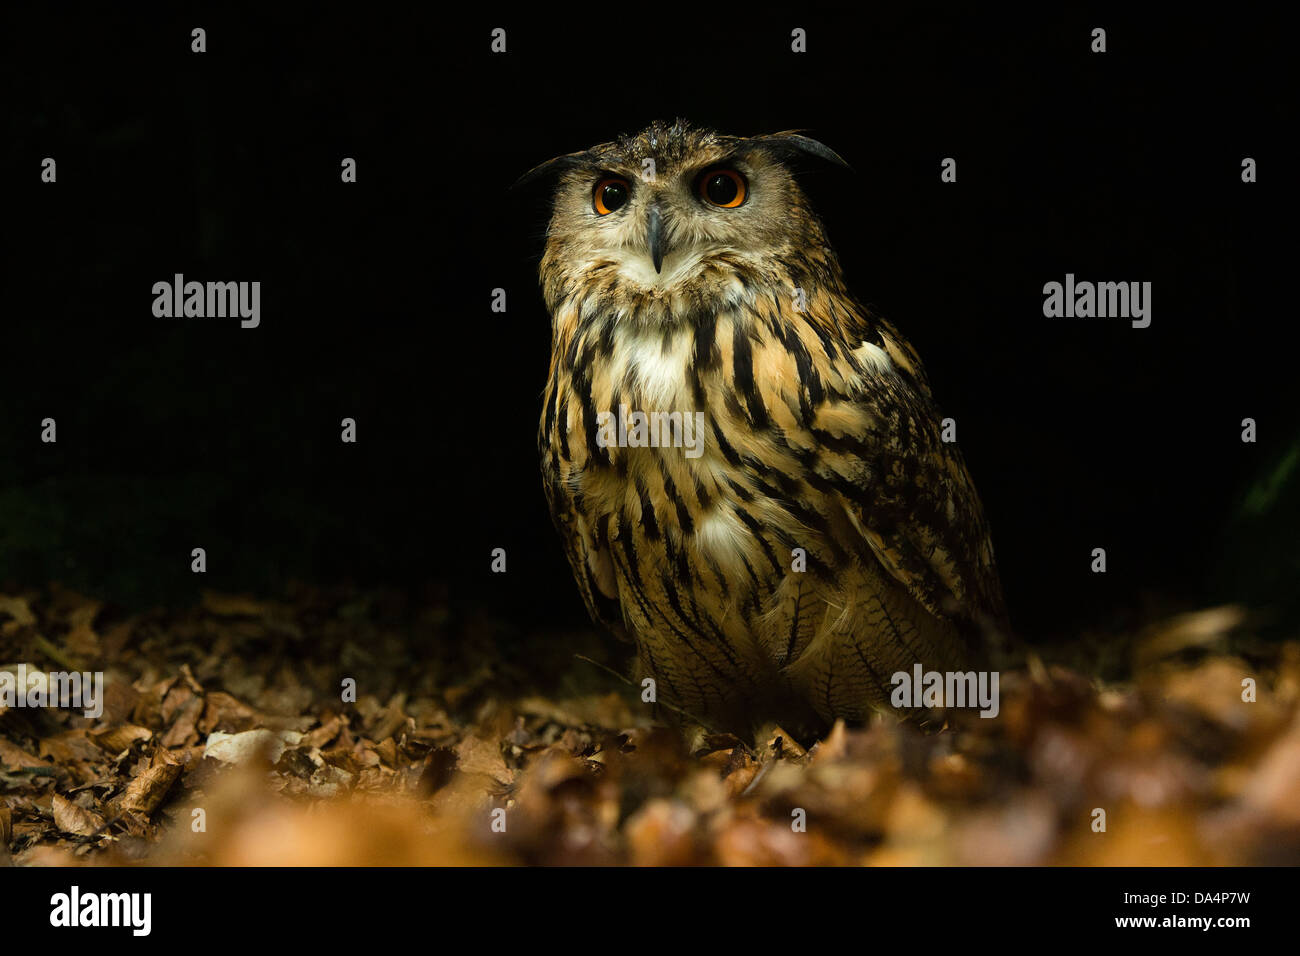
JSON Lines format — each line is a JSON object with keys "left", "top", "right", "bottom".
{"left": 524, "top": 119, "right": 849, "bottom": 317}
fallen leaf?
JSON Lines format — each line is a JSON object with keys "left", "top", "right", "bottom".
{"left": 205, "top": 729, "right": 302, "bottom": 766}
{"left": 117, "top": 748, "right": 181, "bottom": 815}
{"left": 52, "top": 793, "right": 106, "bottom": 836}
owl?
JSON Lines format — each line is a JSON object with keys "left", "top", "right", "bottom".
{"left": 527, "top": 119, "right": 1006, "bottom": 739}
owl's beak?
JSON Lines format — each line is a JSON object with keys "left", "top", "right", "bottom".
{"left": 646, "top": 203, "right": 667, "bottom": 274}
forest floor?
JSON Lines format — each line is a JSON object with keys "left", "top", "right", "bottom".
{"left": 1, "top": 585, "right": 1298, "bottom": 865}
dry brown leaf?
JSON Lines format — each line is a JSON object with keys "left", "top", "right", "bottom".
{"left": 0, "top": 737, "right": 50, "bottom": 772}
{"left": 161, "top": 695, "right": 204, "bottom": 748}
{"left": 199, "top": 691, "right": 260, "bottom": 734}
{"left": 52, "top": 793, "right": 106, "bottom": 837}
{"left": 300, "top": 715, "right": 344, "bottom": 750}
{"left": 117, "top": 748, "right": 182, "bottom": 814}
{"left": 38, "top": 730, "right": 102, "bottom": 764}
{"left": 455, "top": 735, "right": 514, "bottom": 787}
{"left": 91, "top": 724, "right": 154, "bottom": 755}
{"left": 204, "top": 729, "right": 301, "bottom": 766}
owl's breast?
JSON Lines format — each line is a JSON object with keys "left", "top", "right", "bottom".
{"left": 554, "top": 322, "right": 840, "bottom": 642}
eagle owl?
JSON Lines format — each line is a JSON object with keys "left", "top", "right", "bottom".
{"left": 529, "top": 120, "right": 1005, "bottom": 738}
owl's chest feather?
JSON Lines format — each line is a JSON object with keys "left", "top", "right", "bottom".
{"left": 553, "top": 316, "right": 822, "bottom": 579}
{"left": 580, "top": 327, "right": 733, "bottom": 540}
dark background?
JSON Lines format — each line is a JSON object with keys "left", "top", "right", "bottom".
{"left": 2, "top": 6, "right": 1295, "bottom": 646}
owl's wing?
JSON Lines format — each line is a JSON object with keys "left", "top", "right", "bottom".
{"left": 540, "top": 460, "right": 630, "bottom": 641}
{"left": 822, "top": 324, "right": 1007, "bottom": 631}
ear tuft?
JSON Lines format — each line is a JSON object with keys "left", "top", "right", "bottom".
{"left": 752, "top": 131, "right": 852, "bottom": 172}
{"left": 512, "top": 151, "right": 592, "bottom": 190}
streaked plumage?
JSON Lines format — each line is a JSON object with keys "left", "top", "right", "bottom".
{"left": 531, "top": 120, "right": 1005, "bottom": 737}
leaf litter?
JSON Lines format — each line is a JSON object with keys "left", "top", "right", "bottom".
{"left": 1, "top": 586, "right": 1297, "bottom": 865}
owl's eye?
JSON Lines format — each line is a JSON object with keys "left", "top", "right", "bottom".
{"left": 697, "top": 168, "right": 747, "bottom": 208}
{"left": 593, "top": 177, "right": 631, "bottom": 215}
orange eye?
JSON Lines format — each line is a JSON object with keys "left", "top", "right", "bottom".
{"left": 698, "top": 168, "right": 747, "bottom": 207}
{"left": 593, "top": 177, "right": 631, "bottom": 215}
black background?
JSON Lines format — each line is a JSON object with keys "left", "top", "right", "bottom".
{"left": 2, "top": 6, "right": 1295, "bottom": 646}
